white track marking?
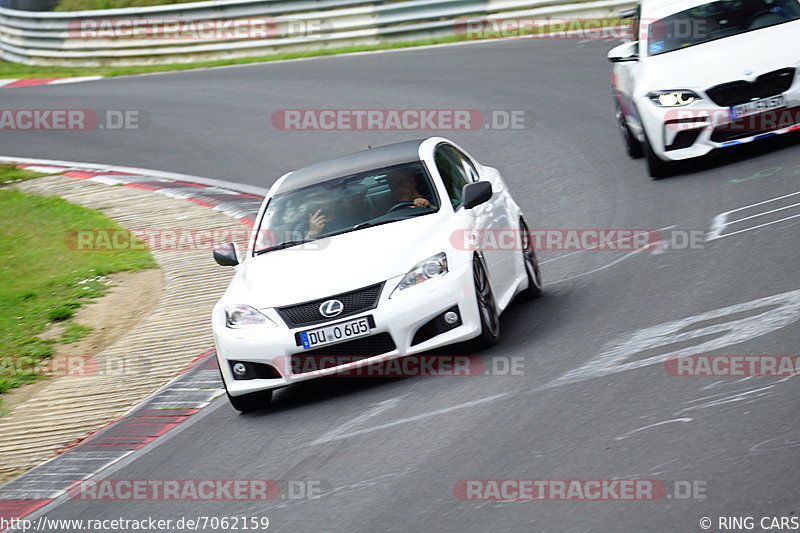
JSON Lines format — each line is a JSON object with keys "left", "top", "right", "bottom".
{"left": 711, "top": 213, "right": 800, "bottom": 240}
{"left": 707, "top": 190, "right": 800, "bottom": 241}
{"left": 614, "top": 418, "right": 693, "bottom": 441}
{"left": 540, "top": 225, "right": 674, "bottom": 265}
{"left": 749, "top": 431, "right": 800, "bottom": 455}
{"left": 48, "top": 76, "right": 103, "bottom": 85}
{"left": 547, "top": 247, "right": 649, "bottom": 285}
{"left": 544, "top": 288, "right": 800, "bottom": 389}
{"left": 726, "top": 201, "right": 800, "bottom": 226}
{"left": 310, "top": 393, "right": 507, "bottom": 445}
{"left": 311, "top": 396, "right": 405, "bottom": 445}
{"left": 721, "top": 190, "right": 800, "bottom": 215}
{"left": 677, "top": 385, "right": 776, "bottom": 414}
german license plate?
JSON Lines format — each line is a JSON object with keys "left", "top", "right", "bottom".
{"left": 730, "top": 95, "right": 786, "bottom": 120}
{"left": 298, "top": 316, "right": 372, "bottom": 349}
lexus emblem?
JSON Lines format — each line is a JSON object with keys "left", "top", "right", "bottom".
{"left": 319, "top": 299, "right": 344, "bottom": 318}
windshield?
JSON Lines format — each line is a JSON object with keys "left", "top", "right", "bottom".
{"left": 254, "top": 162, "right": 439, "bottom": 254}
{"left": 646, "top": 0, "right": 800, "bottom": 56}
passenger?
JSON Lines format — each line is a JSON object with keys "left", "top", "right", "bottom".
{"left": 299, "top": 194, "right": 360, "bottom": 239}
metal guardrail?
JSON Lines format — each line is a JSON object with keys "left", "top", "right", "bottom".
{"left": 0, "top": 0, "right": 633, "bottom": 66}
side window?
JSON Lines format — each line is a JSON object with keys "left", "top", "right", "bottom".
{"left": 448, "top": 146, "right": 480, "bottom": 182}
{"left": 631, "top": 7, "right": 641, "bottom": 42}
{"left": 434, "top": 145, "right": 469, "bottom": 209}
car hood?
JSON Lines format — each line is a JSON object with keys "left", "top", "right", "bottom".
{"left": 640, "top": 21, "right": 800, "bottom": 91}
{"left": 226, "top": 213, "right": 446, "bottom": 308}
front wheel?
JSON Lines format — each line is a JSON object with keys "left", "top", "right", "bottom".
{"left": 644, "top": 133, "right": 674, "bottom": 179}
{"left": 471, "top": 254, "right": 500, "bottom": 348}
{"left": 616, "top": 100, "right": 643, "bottom": 159}
{"left": 517, "top": 219, "right": 543, "bottom": 300}
{"left": 227, "top": 389, "right": 272, "bottom": 413}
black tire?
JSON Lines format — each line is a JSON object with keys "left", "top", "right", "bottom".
{"left": 615, "top": 100, "right": 644, "bottom": 159}
{"left": 218, "top": 366, "right": 273, "bottom": 413}
{"left": 227, "top": 389, "right": 272, "bottom": 413}
{"left": 643, "top": 132, "right": 674, "bottom": 179}
{"left": 517, "top": 219, "right": 543, "bottom": 300}
{"left": 471, "top": 254, "right": 500, "bottom": 348}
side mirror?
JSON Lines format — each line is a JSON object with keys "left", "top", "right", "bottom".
{"left": 607, "top": 42, "right": 639, "bottom": 63}
{"left": 462, "top": 181, "right": 493, "bottom": 209}
{"left": 213, "top": 242, "right": 240, "bottom": 266}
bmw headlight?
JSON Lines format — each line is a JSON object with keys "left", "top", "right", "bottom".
{"left": 394, "top": 252, "right": 448, "bottom": 293}
{"left": 648, "top": 90, "right": 700, "bottom": 107}
{"left": 224, "top": 304, "right": 277, "bottom": 328}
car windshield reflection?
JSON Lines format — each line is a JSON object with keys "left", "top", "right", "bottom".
{"left": 254, "top": 162, "right": 439, "bottom": 254}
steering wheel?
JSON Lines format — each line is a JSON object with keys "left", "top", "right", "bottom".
{"left": 388, "top": 201, "right": 416, "bottom": 212}
{"left": 747, "top": 11, "right": 785, "bottom": 29}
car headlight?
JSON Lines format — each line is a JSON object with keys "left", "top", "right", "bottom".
{"left": 648, "top": 90, "right": 700, "bottom": 107}
{"left": 224, "top": 304, "right": 277, "bottom": 328}
{"left": 393, "top": 252, "right": 448, "bottom": 293}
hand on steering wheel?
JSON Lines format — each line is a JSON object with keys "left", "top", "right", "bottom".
{"left": 388, "top": 201, "right": 416, "bottom": 212}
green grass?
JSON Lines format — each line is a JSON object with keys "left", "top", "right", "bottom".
{"left": 0, "top": 178, "right": 156, "bottom": 408}
{"left": 55, "top": 0, "right": 197, "bottom": 10}
{"left": 0, "top": 164, "right": 53, "bottom": 186}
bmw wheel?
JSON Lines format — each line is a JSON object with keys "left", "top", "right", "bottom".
{"left": 644, "top": 132, "right": 675, "bottom": 179}
{"left": 615, "top": 100, "right": 643, "bottom": 159}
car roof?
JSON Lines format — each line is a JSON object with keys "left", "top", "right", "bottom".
{"left": 274, "top": 139, "right": 426, "bottom": 194}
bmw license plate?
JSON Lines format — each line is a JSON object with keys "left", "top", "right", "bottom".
{"left": 298, "top": 316, "right": 372, "bottom": 349}
{"left": 730, "top": 95, "right": 786, "bottom": 120}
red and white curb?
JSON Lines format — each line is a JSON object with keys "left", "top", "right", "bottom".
{"left": 0, "top": 157, "right": 267, "bottom": 227}
{"left": 0, "top": 157, "right": 266, "bottom": 528}
{"left": 0, "top": 77, "right": 103, "bottom": 89}
{"left": 0, "top": 353, "right": 223, "bottom": 526}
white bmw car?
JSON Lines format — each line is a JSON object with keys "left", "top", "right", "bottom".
{"left": 608, "top": 0, "right": 800, "bottom": 178}
{"left": 211, "top": 138, "right": 542, "bottom": 412}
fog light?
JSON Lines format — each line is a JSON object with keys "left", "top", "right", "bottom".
{"left": 232, "top": 362, "right": 247, "bottom": 377}
{"left": 443, "top": 311, "right": 459, "bottom": 325}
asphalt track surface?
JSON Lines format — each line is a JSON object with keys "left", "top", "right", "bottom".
{"left": 2, "top": 38, "right": 800, "bottom": 532}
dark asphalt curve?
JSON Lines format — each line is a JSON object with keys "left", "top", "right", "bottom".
{"left": 3, "top": 38, "right": 800, "bottom": 533}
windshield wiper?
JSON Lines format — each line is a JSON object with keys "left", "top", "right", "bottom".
{"left": 351, "top": 211, "right": 432, "bottom": 231}
{"left": 254, "top": 239, "right": 312, "bottom": 255}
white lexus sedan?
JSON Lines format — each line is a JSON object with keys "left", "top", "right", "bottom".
{"left": 608, "top": 0, "right": 800, "bottom": 178}
{"left": 211, "top": 138, "right": 542, "bottom": 412}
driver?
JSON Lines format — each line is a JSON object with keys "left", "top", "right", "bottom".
{"left": 386, "top": 172, "right": 436, "bottom": 209}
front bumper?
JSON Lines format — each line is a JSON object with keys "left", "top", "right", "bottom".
{"left": 637, "top": 82, "right": 800, "bottom": 161}
{"left": 213, "top": 262, "right": 481, "bottom": 396}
